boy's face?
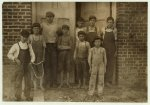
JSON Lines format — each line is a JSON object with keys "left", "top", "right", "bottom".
{"left": 62, "top": 28, "right": 69, "bottom": 34}
{"left": 33, "top": 27, "right": 40, "bottom": 35}
{"left": 20, "top": 36, "right": 28, "bottom": 43}
{"left": 46, "top": 15, "right": 54, "bottom": 23}
{"left": 77, "top": 21, "right": 84, "bottom": 28}
{"left": 89, "top": 19, "right": 96, "bottom": 27}
{"left": 94, "top": 39, "right": 101, "bottom": 47}
{"left": 78, "top": 34, "right": 85, "bottom": 41}
{"left": 107, "top": 20, "right": 114, "bottom": 28}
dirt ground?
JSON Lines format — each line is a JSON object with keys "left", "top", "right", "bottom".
{"left": 3, "top": 65, "right": 147, "bottom": 102}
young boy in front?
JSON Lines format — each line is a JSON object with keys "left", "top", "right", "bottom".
{"left": 7, "top": 30, "right": 35, "bottom": 101}
{"left": 57, "top": 25, "right": 72, "bottom": 88}
{"left": 88, "top": 37, "right": 107, "bottom": 96}
{"left": 74, "top": 31, "right": 90, "bottom": 88}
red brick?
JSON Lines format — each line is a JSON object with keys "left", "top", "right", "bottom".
{"left": 116, "top": 2, "right": 147, "bottom": 87}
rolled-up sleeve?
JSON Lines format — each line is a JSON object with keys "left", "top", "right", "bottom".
{"left": 29, "top": 44, "right": 35, "bottom": 63}
{"left": 7, "top": 44, "right": 17, "bottom": 61}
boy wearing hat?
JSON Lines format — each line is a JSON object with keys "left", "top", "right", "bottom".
{"left": 41, "top": 11, "right": 58, "bottom": 88}
{"left": 86, "top": 15, "right": 100, "bottom": 47}
{"left": 88, "top": 37, "right": 107, "bottom": 96}
{"left": 74, "top": 31, "right": 90, "bottom": 88}
{"left": 57, "top": 25, "right": 72, "bottom": 88}
{"left": 7, "top": 30, "right": 35, "bottom": 101}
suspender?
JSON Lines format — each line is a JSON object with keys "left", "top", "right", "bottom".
{"left": 18, "top": 42, "right": 29, "bottom": 50}
{"left": 18, "top": 43, "right": 21, "bottom": 49}
{"left": 87, "top": 26, "right": 97, "bottom": 33}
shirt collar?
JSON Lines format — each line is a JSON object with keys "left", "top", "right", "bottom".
{"left": 105, "top": 26, "right": 114, "bottom": 30}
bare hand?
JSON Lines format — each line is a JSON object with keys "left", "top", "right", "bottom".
{"left": 14, "top": 58, "right": 21, "bottom": 65}
{"left": 73, "top": 55, "right": 76, "bottom": 61}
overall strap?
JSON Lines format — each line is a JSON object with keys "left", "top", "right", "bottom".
{"left": 18, "top": 43, "right": 21, "bottom": 49}
{"left": 76, "top": 41, "right": 79, "bottom": 54}
{"left": 85, "top": 41, "right": 88, "bottom": 49}
{"left": 27, "top": 43, "right": 30, "bottom": 49}
{"left": 95, "top": 26, "right": 97, "bottom": 32}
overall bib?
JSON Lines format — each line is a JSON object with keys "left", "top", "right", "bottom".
{"left": 31, "top": 36, "right": 44, "bottom": 80}
{"left": 86, "top": 26, "right": 98, "bottom": 47}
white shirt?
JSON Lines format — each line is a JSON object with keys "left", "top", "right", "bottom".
{"left": 101, "top": 27, "right": 117, "bottom": 40}
{"left": 86, "top": 26, "right": 100, "bottom": 35}
{"left": 41, "top": 21, "right": 58, "bottom": 43}
{"left": 7, "top": 41, "right": 35, "bottom": 63}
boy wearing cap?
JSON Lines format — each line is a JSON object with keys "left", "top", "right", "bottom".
{"left": 75, "top": 17, "right": 86, "bottom": 42}
{"left": 74, "top": 31, "right": 90, "bottom": 88}
{"left": 86, "top": 15, "right": 100, "bottom": 47}
{"left": 88, "top": 37, "right": 107, "bottom": 96}
{"left": 7, "top": 30, "right": 35, "bottom": 101}
{"left": 57, "top": 25, "right": 72, "bottom": 88}
{"left": 100, "top": 17, "right": 117, "bottom": 87}
{"left": 41, "top": 11, "right": 58, "bottom": 88}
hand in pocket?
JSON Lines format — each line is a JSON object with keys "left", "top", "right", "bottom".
{"left": 15, "top": 58, "right": 21, "bottom": 65}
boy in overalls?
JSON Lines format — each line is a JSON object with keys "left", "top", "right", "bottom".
{"left": 74, "top": 31, "right": 90, "bottom": 88}
{"left": 29, "top": 23, "right": 45, "bottom": 91}
{"left": 7, "top": 30, "right": 35, "bottom": 101}
{"left": 88, "top": 37, "right": 107, "bottom": 96}
{"left": 57, "top": 25, "right": 72, "bottom": 88}
{"left": 86, "top": 15, "right": 100, "bottom": 47}
{"left": 101, "top": 17, "right": 117, "bottom": 87}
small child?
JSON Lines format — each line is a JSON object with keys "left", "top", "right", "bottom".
{"left": 76, "top": 17, "right": 86, "bottom": 42}
{"left": 7, "top": 30, "right": 35, "bottom": 101}
{"left": 74, "top": 31, "right": 90, "bottom": 88}
{"left": 57, "top": 25, "right": 72, "bottom": 88}
{"left": 88, "top": 37, "right": 107, "bottom": 96}
{"left": 86, "top": 15, "right": 100, "bottom": 47}
{"left": 29, "top": 23, "right": 45, "bottom": 91}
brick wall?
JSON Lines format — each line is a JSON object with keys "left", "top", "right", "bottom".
{"left": 116, "top": 2, "right": 147, "bottom": 88}
{"left": 2, "top": 2, "right": 147, "bottom": 87}
{"left": 3, "top": 2, "right": 32, "bottom": 64}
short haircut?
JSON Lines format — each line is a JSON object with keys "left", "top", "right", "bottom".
{"left": 107, "top": 16, "right": 114, "bottom": 22}
{"left": 32, "top": 23, "right": 41, "bottom": 28}
{"left": 89, "top": 15, "right": 97, "bottom": 21}
{"left": 46, "top": 11, "right": 55, "bottom": 17}
{"left": 78, "top": 31, "right": 86, "bottom": 37}
{"left": 20, "top": 30, "right": 30, "bottom": 38}
{"left": 77, "top": 17, "right": 85, "bottom": 22}
{"left": 93, "top": 37, "right": 103, "bottom": 42}
{"left": 62, "top": 24, "right": 70, "bottom": 30}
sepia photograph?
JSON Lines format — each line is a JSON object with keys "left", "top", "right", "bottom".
{"left": 2, "top": 1, "right": 147, "bottom": 102}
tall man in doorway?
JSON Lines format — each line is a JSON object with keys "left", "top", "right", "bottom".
{"left": 41, "top": 11, "right": 58, "bottom": 88}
